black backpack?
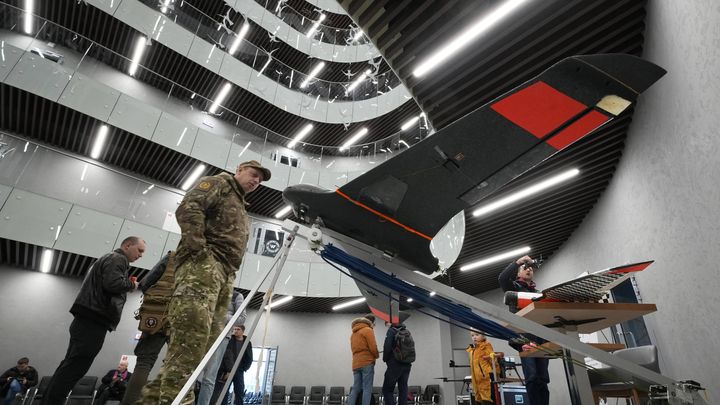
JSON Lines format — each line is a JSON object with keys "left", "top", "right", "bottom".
{"left": 392, "top": 327, "right": 416, "bottom": 363}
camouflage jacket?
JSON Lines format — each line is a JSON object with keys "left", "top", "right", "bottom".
{"left": 175, "top": 172, "right": 250, "bottom": 273}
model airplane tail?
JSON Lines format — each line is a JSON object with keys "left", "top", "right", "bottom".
{"left": 284, "top": 54, "right": 666, "bottom": 273}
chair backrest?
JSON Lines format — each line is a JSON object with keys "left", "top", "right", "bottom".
{"left": 408, "top": 386, "right": 422, "bottom": 399}
{"left": 272, "top": 385, "right": 287, "bottom": 401}
{"left": 69, "top": 376, "right": 97, "bottom": 396}
{"left": 308, "top": 386, "right": 326, "bottom": 401}
{"left": 423, "top": 385, "right": 440, "bottom": 401}
{"left": 288, "top": 386, "right": 306, "bottom": 403}
{"left": 327, "top": 386, "right": 344, "bottom": 403}
{"left": 372, "top": 386, "right": 383, "bottom": 396}
{"left": 614, "top": 345, "right": 659, "bottom": 372}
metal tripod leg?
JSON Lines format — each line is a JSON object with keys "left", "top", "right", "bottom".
{"left": 172, "top": 225, "right": 299, "bottom": 405}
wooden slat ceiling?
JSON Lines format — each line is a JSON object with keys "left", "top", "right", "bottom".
{"left": 0, "top": 0, "right": 652, "bottom": 311}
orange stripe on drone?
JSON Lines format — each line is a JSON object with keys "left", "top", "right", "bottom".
{"left": 335, "top": 189, "right": 432, "bottom": 241}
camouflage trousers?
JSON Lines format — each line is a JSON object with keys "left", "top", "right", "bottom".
{"left": 139, "top": 251, "right": 235, "bottom": 405}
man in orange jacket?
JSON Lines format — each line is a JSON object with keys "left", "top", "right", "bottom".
{"left": 347, "top": 315, "right": 379, "bottom": 405}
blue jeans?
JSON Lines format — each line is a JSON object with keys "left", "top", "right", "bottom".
{"left": 3, "top": 379, "right": 22, "bottom": 405}
{"left": 347, "top": 364, "right": 374, "bottom": 405}
{"left": 520, "top": 357, "right": 549, "bottom": 405}
{"left": 197, "top": 337, "right": 231, "bottom": 405}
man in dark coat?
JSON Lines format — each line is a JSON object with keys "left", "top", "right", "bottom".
{"left": 1, "top": 357, "right": 38, "bottom": 405}
{"left": 498, "top": 255, "right": 549, "bottom": 405}
{"left": 41, "top": 236, "right": 145, "bottom": 405}
{"left": 382, "top": 312, "right": 413, "bottom": 405}
{"left": 210, "top": 325, "right": 253, "bottom": 405}
{"left": 94, "top": 360, "right": 132, "bottom": 405}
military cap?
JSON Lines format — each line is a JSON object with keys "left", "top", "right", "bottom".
{"left": 238, "top": 160, "right": 272, "bottom": 181}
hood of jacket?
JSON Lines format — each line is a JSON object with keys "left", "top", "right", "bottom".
{"left": 352, "top": 317, "right": 372, "bottom": 332}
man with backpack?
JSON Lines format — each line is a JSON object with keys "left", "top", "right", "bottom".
{"left": 382, "top": 312, "right": 415, "bottom": 405}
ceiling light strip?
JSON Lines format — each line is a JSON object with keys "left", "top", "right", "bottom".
{"left": 472, "top": 168, "right": 580, "bottom": 217}
{"left": 181, "top": 164, "right": 207, "bottom": 191}
{"left": 288, "top": 123, "right": 314, "bottom": 148}
{"left": 413, "top": 0, "right": 529, "bottom": 78}
{"left": 460, "top": 246, "right": 531, "bottom": 271}
{"left": 339, "top": 127, "right": 368, "bottom": 151}
{"left": 332, "top": 297, "right": 367, "bottom": 311}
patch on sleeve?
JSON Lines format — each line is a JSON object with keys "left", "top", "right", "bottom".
{"left": 197, "top": 181, "right": 213, "bottom": 191}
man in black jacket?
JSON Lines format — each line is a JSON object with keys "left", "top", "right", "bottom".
{"left": 498, "top": 255, "right": 549, "bottom": 405}
{"left": 210, "top": 325, "right": 253, "bottom": 405}
{"left": 1, "top": 357, "right": 38, "bottom": 405}
{"left": 41, "top": 236, "right": 145, "bottom": 405}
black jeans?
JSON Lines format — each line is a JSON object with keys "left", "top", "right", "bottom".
{"left": 41, "top": 316, "right": 108, "bottom": 405}
{"left": 381, "top": 361, "right": 411, "bottom": 405}
{"left": 520, "top": 357, "right": 549, "bottom": 405}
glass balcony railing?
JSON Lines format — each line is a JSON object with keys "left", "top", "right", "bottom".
{"left": 0, "top": 4, "right": 430, "bottom": 180}
{"left": 133, "top": 0, "right": 402, "bottom": 102}
{"left": 258, "top": 0, "right": 371, "bottom": 46}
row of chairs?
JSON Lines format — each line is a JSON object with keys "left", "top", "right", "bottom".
{"left": 269, "top": 385, "right": 441, "bottom": 405}
{"left": 13, "top": 375, "right": 98, "bottom": 405}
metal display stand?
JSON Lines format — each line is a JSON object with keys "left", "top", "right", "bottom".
{"left": 279, "top": 220, "right": 708, "bottom": 405}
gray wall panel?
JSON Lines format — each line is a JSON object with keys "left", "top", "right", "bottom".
{"left": 532, "top": 0, "right": 720, "bottom": 400}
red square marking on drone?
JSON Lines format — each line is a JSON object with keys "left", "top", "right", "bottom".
{"left": 491, "top": 81, "right": 588, "bottom": 139}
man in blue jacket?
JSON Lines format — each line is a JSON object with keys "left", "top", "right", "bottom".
{"left": 41, "top": 236, "right": 145, "bottom": 405}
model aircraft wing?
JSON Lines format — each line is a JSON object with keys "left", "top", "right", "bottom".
{"left": 284, "top": 54, "right": 666, "bottom": 273}
{"left": 540, "top": 260, "right": 654, "bottom": 302}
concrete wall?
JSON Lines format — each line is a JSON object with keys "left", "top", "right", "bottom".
{"left": 534, "top": 0, "right": 720, "bottom": 401}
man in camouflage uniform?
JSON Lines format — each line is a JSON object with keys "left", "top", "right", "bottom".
{"left": 140, "top": 160, "right": 271, "bottom": 405}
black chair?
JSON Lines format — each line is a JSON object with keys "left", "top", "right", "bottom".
{"left": 26, "top": 376, "right": 52, "bottom": 405}
{"left": 288, "top": 386, "right": 306, "bottom": 405}
{"left": 408, "top": 386, "right": 422, "bottom": 404}
{"left": 64, "top": 376, "right": 98, "bottom": 405}
{"left": 326, "top": 386, "right": 344, "bottom": 405}
{"left": 307, "top": 386, "right": 325, "bottom": 405}
{"left": 417, "top": 385, "right": 440, "bottom": 405}
{"left": 373, "top": 386, "right": 384, "bottom": 404}
{"left": 270, "top": 385, "right": 287, "bottom": 405}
